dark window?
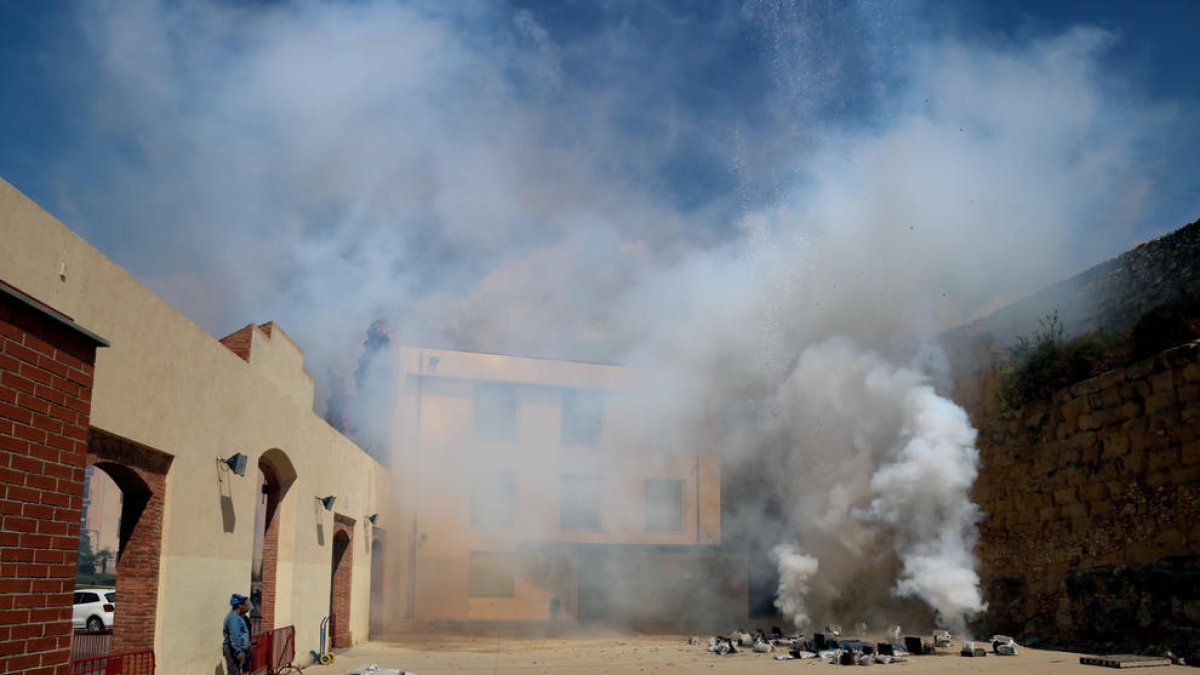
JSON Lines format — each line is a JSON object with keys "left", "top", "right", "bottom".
{"left": 470, "top": 471, "right": 516, "bottom": 529}
{"left": 468, "top": 551, "right": 515, "bottom": 597}
{"left": 645, "top": 479, "right": 685, "bottom": 533}
{"left": 474, "top": 382, "right": 518, "bottom": 441}
{"left": 105, "top": 592, "right": 116, "bottom": 603}
{"left": 560, "top": 474, "right": 603, "bottom": 530}
{"left": 561, "top": 389, "right": 603, "bottom": 446}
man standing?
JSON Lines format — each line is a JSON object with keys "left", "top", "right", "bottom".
{"left": 223, "top": 593, "right": 251, "bottom": 674}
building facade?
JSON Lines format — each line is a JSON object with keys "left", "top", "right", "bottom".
{"left": 381, "top": 346, "right": 732, "bottom": 624}
{"left": 0, "top": 179, "right": 388, "bottom": 673}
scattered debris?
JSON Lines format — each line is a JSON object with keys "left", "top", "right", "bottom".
{"left": 932, "top": 630, "right": 953, "bottom": 649}
{"left": 903, "top": 636, "right": 927, "bottom": 654}
{"left": 344, "top": 666, "right": 408, "bottom": 675}
{"left": 991, "top": 635, "right": 1018, "bottom": 656}
{"left": 961, "top": 642, "right": 988, "bottom": 657}
{"left": 707, "top": 636, "right": 739, "bottom": 655}
{"left": 1079, "top": 654, "right": 1173, "bottom": 669}
{"left": 752, "top": 638, "right": 774, "bottom": 653}
{"left": 687, "top": 635, "right": 699, "bottom": 646}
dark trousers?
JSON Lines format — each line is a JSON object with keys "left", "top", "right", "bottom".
{"left": 223, "top": 644, "right": 247, "bottom": 674}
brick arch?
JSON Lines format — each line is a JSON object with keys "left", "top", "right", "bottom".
{"left": 254, "top": 448, "right": 296, "bottom": 632}
{"left": 87, "top": 428, "right": 173, "bottom": 653}
{"left": 330, "top": 515, "right": 355, "bottom": 648}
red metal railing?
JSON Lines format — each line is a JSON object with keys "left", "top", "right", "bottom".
{"left": 71, "top": 629, "right": 113, "bottom": 661}
{"left": 249, "top": 625, "right": 295, "bottom": 674}
{"left": 69, "top": 648, "right": 155, "bottom": 675}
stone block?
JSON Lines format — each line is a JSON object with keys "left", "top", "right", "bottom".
{"left": 1170, "top": 462, "right": 1200, "bottom": 484}
{"left": 1062, "top": 502, "right": 1089, "bottom": 519}
{"left": 1144, "top": 391, "right": 1179, "bottom": 416}
{"left": 1125, "top": 359, "right": 1155, "bottom": 380}
{"left": 1146, "top": 448, "right": 1179, "bottom": 472}
{"left": 1116, "top": 400, "right": 1142, "bottom": 422}
{"left": 1079, "top": 482, "right": 1109, "bottom": 502}
{"left": 1148, "top": 370, "right": 1177, "bottom": 396}
{"left": 1146, "top": 471, "right": 1173, "bottom": 488}
{"left": 1181, "top": 401, "right": 1200, "bottom": 424}
{"left": 1101, "top": 435, "right": 1130, "bottom": 459}
{"left": 1118, "top": 453, "right": 1145, "bottom": 476}
{"left": 1129, "top": 432, "right": 1164, "bottom": 455}
{"left": 1053, "top": 488, "right": 1077, "bottom": 505}
{"left": 1068, "top": 431, "right": 1097, "bottom": 451}
{"left": 1183, "top": 362, "right": 1200, "bottom": 384}
{"left": 1183, "top": 439, "right": 1200, "bottom": 464}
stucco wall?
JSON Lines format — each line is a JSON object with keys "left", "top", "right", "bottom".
{"left": 972, "top": 340, "right": 1200, "bottom": 655}
{"left": 0, "top": 179, "right": 389, "bottom": 673}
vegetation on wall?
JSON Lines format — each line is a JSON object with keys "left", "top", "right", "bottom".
{"left": 1000, "top": 302, "right": 1200, "bottom": 410}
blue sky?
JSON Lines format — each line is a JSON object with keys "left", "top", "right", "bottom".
{"left": 0, "top": 1, "right": 1197, "bottom": 370}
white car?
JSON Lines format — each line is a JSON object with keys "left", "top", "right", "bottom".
{"left": 73, "top": 588, "right": 115, "bottom": 631}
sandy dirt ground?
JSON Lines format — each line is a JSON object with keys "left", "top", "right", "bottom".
{"left": 318, "top": 633, "right": 1181, "bottom": 674}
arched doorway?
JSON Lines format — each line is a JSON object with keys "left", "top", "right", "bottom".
{"left": 330, "top": 515, "right": 355, "bottom": 648}
{"left": 86, "top": 429, "right": 173, "bottom": 653}
{"left": 250, "top": 449, "right": 296, "bottom": 632}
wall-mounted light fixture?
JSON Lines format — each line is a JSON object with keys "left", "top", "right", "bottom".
{"left": 317, "top": 496, "right": 336, "bottom": 511}
{"left": 218, "top": 453, "right": 248, "bottom": 477}
{"left": 367, "top": 513, "right": 379, "bottom": 525}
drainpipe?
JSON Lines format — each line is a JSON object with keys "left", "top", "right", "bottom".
{"left": 407, "top": 354, "right": 423, "bottom": 619}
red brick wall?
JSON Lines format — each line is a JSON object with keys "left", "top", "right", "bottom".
{"left": 330, "top": 516, "right": 354, "bottom": 648}
{"left": 0, "top": 289, "right": 102, "bottom": 675}
{"left": 218, "top": 325, "right": 254, "bottom": 362}
{"left": 258, "top": 468, "right": 281, "bottom": 632}
{"left": 85, "top": 429, "right": 172, "bottom": 655}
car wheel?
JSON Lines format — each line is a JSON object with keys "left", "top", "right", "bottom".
{"left": 86, "top": 616, "right": 104, "bottom": 631}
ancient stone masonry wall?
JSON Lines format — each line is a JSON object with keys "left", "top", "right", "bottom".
{"left": 974, "top": 340, "right": 1200, "bottom": 653}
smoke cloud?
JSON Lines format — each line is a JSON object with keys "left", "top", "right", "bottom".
{"left": 24, "top": 0, "right": 1182, "bottom": 629}
{"left": 772, "top": 544, "right": 818, "bottom": 627}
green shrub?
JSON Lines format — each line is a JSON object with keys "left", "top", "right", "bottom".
{"left": 1000, "top": 312, "right": 1128, "bottom": 410}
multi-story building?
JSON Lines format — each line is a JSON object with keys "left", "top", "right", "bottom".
{"left": 381, "top": 346, "right": 737, "bottom": 624}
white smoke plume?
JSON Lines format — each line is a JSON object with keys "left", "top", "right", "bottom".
{"left": 862, "top": 384, "right": 983, "bottom": 627}
{"left": 772, "top": 544, "right": 819, "bottom": 628}
{"left": 748, "top": 338, "right": 983, "bottom": 630}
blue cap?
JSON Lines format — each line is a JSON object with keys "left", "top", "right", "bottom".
{"left": 230, "top": 593, "right": 248, "bottom": 606}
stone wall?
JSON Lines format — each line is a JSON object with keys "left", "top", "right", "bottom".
{"left": 973, "top": 340, "right": 1200, "bottom": 654}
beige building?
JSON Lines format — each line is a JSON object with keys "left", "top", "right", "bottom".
{"left": 0, "top": 179, "right": 388, "bottom": 673}
{"left": 380, "top": 346, "right": 732, "bottom": 624}
{"left": 81, "top": 465, "right": 121, "bottom": 565}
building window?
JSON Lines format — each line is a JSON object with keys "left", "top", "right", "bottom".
{"left": 645, "top": 479, "right": 685, "bottom": 534}
{"left": 474, "top": 382, "right": 518, "bottom": 441}
{"left": 560, "top": 474, "right": 603, "bottom": 530}
{"left": 468, "top": 551, "right": 515, "bottom": 597}
{"left": 470, "top": 471, "right": 516, "bottom": 529}
{"left": 561, "top": 389, "right": 603, "bottom": 446}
